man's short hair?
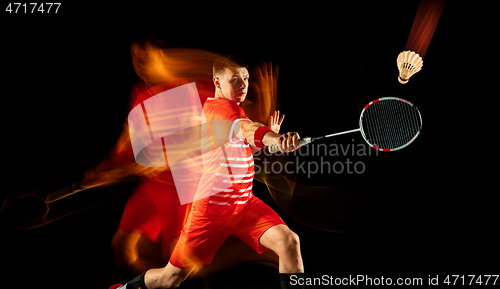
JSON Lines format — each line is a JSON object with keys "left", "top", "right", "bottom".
{"left": 213, "top": 54, "right": 249, "bottom": 77}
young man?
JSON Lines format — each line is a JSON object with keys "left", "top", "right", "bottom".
{"left": 83, "top": 40, "right": 281, "bottom": 278}
{"left": 111, "top": 55, "right": 304, "bottom": 289}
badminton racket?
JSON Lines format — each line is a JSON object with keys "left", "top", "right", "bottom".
{"left": 269, "top": 97, "right": 422, "bottom": 153}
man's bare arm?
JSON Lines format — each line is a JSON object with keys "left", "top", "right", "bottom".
{"left": 236, "top": 120, "right": 300, "bottom": 153}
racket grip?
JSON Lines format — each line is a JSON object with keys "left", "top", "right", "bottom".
{"left": 268, "top": 137, "right": 312, "bottom": 154}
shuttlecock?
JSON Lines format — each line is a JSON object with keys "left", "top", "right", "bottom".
{"left": 397, "top": 50, "right": 423, "bottom": 84}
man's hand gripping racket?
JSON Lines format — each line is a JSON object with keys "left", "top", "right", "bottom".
{"left": 269, "top": 97, "right": 422, "bottom": 153}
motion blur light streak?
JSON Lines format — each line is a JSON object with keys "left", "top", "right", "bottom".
{"left": 241, "top": 62, "right": 280, "bottom": 125}
{"left": 0, "top": 43, "right": 223, "bottom": 229}
{"left": 0, "top": 171, "right": 127, "bottom": 229}
{"left": 405, "top": 0, "right": 446, "bottom": 59}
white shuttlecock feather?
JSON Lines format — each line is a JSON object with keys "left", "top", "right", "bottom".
{"left": 397, "top": 50, "right": 423, "bottom": 84}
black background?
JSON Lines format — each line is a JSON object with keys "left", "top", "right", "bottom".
{"left": 1, "top": 1, "right": 497, "bottom": 288}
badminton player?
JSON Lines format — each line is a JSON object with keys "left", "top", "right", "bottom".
{"left": 81, "top": 38, "right": 282, "bottom": 278}
{"left": 110, "top": 55, "right": 305, "bottom": 289}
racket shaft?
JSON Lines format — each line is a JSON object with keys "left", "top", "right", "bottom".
{"left": 324, "top": 128, "right": 360, "bottom": 138}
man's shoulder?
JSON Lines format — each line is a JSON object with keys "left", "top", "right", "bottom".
{"left": 204, "top": 98, "right": 247, "bottom": 119}
{"left": 205, "top": 97, "right": 241, "bottom": 108}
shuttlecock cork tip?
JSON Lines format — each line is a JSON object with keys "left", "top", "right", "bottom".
{"left": 398, "top": 76, "right": 409, "bottom": 84}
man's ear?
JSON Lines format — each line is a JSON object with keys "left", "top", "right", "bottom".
{"left": 213, "top": 76, "right": 220, "bottom": 89}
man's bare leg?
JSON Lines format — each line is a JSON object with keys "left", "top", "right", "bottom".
{"left": 259, "top": 224, "right": 304, "bottom": 273}
{"left": 144, "top": 262, "right": 195, "bottom": 289}
{"left": 112, "top": 230, "right": 279, "bottom": 280}
{"left": 194, "top": 234, "right": 279, "bottom": 278}
{"left": 260, "top": 224, "right": 304, "bottom": 288}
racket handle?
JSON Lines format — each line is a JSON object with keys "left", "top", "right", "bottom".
{"left": 268, "top": 137, "right": 312, "bottom": 154}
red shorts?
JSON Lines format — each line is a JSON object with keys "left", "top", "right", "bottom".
{"left": 169, "top": 195, "right": 286, "bottom": 269}
{"left": 118, "top": 177, "right": 190, "bottom": 257}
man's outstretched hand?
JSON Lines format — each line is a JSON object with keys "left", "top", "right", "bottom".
{"left": 268, "top": 110, "right": 285, "bottom": 134}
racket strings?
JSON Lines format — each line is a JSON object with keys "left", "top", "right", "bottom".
{"left": 362, "top": 99, "right": 421, "bottom": 150}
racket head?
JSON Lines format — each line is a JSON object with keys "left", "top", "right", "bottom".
{"left": 359, "top": 97, "right": 422, "bottom": 152}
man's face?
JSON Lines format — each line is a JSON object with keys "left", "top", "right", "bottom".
{"left": 217, "top": 66, "right": 249, "bottom": 104}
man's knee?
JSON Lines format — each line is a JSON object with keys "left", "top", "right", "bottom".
{"left": 283, "top": 230, "right": 301, "bottom": 252}
{"left": 274, "top": 229, "right": 301, "bottom": 256}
